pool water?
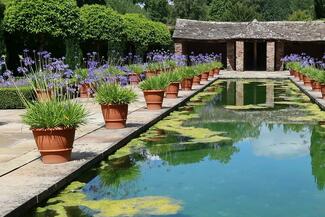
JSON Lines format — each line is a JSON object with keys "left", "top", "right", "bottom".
{"left": 30, "top": 80, "right": 325, "bottom": 217}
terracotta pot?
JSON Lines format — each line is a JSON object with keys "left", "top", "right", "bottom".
{"left": 181, "top": 78, "right": 193, "bottom": 91}
{"left": 32, "top": 128, "right": 75, "bottom": 164}
{"left": 299, "top": 73, "right": 304, "bottom": 81}
{"left": 143, "top": 90, "right": 165, "bottom": 110}
{"left": 208, "top": 70, "right": 214, "bottom": 78}
{"left": 79, "top": 83, "right": 93, "bottom": 98}
{"left": 321, "top": 85, "right": 325, "bottom": 100}
{"left": 193, "top": 75, "right": 201, "bottom": 86}
{"left": 214, "top": 68, "right": 220, "bottom": 76}
{"left": 101, "top": 104, "right": 128, "bottom": 129}
{"left": 35, "top": 89, "right": 52, "bottom": 102}
{"left": 289, "top": 70, "right": 294, "bottom": 76}
{"left": 128, "top": 73, "right": 140, "bottom": 85}
{"left": 156, "top": 69, "right": 162, "bottom": 75}
{"left": 303, "top": 75, "right": 312, "bottom": 87}
{"left": 312, "top": 81, "right": 322, "bottom": 92}
{"left": 165, "top": 82, "right": 180, "bottom": 99}
{"left": 145, "top": 71, "right": 156, "bottom": 78}
{"left": 201, "top": 72, "right": 209, "bottom": 82}
{"left": 293, "top": 70, "right": 299, "bottom": 78}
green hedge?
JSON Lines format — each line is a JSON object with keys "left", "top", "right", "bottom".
{"left": 0, "top": 86, "right": 34, "bottom": 109}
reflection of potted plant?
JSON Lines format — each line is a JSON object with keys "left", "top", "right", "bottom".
{"left": 139, "top": 75, "right": 169, "bottom": 110}
{"left": 127, "top": 64, "right": 143, "bottom": 85}
{"left": 96, "top": 83, "right": 137, "bottom": 129}
{"left": 22, "top": 99, "right": 88, "bottom": 164}
{"left": 162, "top": 71, "right": 182, "bottom": 99}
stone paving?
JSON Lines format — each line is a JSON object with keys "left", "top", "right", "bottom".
{"left": 0, "top": 70, "right": 324, "bottom": 217}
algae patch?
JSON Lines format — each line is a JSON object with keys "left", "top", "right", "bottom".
{"left": 35, "top": 181, "right": 182, "bottom": 217}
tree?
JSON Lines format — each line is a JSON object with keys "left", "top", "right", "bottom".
{"left": 222, "top": 2, "right": 263, "bottom": 22}
{"left": 144, "top": 0, "right": 172, "bottom": 24}
{"left": 288, "top": 9, "right": 313, "bottom": 21}
{"left": 315, "top": 0, "right": 325, "bottom": 19}
{"left": 208, "top": 0, "right": 235, "bottom": 21}
{"left": 173, "top": 0, "right": 209, "bottom": 20}
{"left": 106, "top": 0, "right": 147, "bottom": 15}
{"left": 76, "top": 0, "right": 106, "bottom": 7}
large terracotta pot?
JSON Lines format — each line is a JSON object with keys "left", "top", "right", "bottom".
{"left": 214, "top": 68, "right": 220, "bottom": 76}
{"left": 128, "top": 73, "right": 140, "bottom": 85}
{"left": 165, "top": 82, "right": 180, "bottom": 99}
{"left": 321, "top": 85, "right": 325, "bottom": 100}
{"left": 311, "top": 81, "right": 322, "bottom": 92}
{"left": 201, "top": 72, "right": 209, "bottom": 82}
{"left": 101, "top": 104, "right": 128, "bottom": 129}
{"left": 143, "top": 90, "right": 165, "bottom": 110}
{"left": 303, "top": 75, "right": 312, "bottom": 87}
{"left": 32, "top": 128, "right": 75, "bottom": 164}
{"left": 193, "top": 75, "right": 201, "bottom": 86}
{"left": 145, "top": 71, "right": 156, "bottom": 78}
{"left": 79, "top": 83, "right": 93, "bottom": 98}
{"left": 181, "top": 78, "right": 193, "bottom": 91}
{"left": 208, "top": 70, "right": 214, "bottom": 78}
{"left": 35, "top": 89, "right": 52, "bottom": 102}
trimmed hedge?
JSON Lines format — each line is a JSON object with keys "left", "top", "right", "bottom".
{"left": 0, "top": 86, "right": 34, "bottom": 109}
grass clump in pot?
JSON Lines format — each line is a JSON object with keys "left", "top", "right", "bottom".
{"left": 139, "top": 75, "right": 170, "bottom": 91}
{"left": 96, "top": 83, "right": 137, "bottom": 105}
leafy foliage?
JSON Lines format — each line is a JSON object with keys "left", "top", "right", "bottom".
{"left": 22, "top": 100, "right": 88, "bottom": 129}
{"left": 95, "top": 83, "right": 137, "bottom": 105}
{"left": 0, "top": 86, "right": 33, "bottom": 109}
{"left": 174, "top": 0, "right": 209, "bottom": 21}
{"left": 4, "top": 0, "right": 81, "bottom": 38}
{"left": 80, "top": 4, "right": 123, "bottom": 42}
{"left": 139, "top": 75, "right": 170, "bottom": 90}
{"left": 315, "top": 0, "right": 325, "bottom": 19}
{"left": 222, "top": 2, "right": 263, "bottom": 21}
{"left": 288, "top": 10, "right": 313, "bottom": 21}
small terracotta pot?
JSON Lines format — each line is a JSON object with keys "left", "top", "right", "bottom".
{"left": 145, "top": 71, "right": 156, "bottom": 78}
{"left": 32, "top": 128, "right": 75, "bottom": 164}
{"left": 321, "top": 85, "right": 325, "bottom": 100}
{"left": 303, "top": 75, "right": 312, "bottom": 87}
{"left": 156, "top": 69, "right": 162, "bottom": 75}
{"left": 101, "top": 104, "right": 128, "bottom": 129}
{"left": 35, "top": 89, "right": 52, "bottom": 102}
{"left": 312, "top": 81, "right": 322, "bottom": 92}
{"left": 293, "top": 70, "right": 299, "bottom": 78}
{"left": 289, "top": 70, "right": 294, "bottom": 76}
{"left": 201, "top": 72, "right": 209, "bottom": 82}
{"left": 79, "top": 83, "right": 93, "bottom": 98}
{"left": 143, "top": 90, "right": 165, "bottom": 110}
{"left": 208, "top": 70, "right": 214, "bottom": 78}
{"left": 165, "top": 82, "right": 180, "bottom": 99}
{"left": 181, "top": 78, "right": 193, "bottom": 91}
{"left": 128, "top": 73, "right": 140, "bottom": 85}
{"left": 299, "top": 73, "right": 304, "bottom": 81}
{"left": 214, "top": 68, "right": 220, "bottom": 76}
{"left": 193, "top": 75, "right": 201, "bottom": 86}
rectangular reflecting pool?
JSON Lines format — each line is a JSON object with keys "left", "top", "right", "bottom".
{"left": 29, "top": 79, "right": 325, "bottom": 217}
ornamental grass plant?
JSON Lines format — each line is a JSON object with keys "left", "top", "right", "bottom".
{"left": 96, "top": 83, "right": 137, "bottom": 105}
{"left": 139, "top": 75, "right": 170, "bottom": 91}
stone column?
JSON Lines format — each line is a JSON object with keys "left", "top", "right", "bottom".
{"left": 266, "top": 41, "right": 275, "bottom": 71}
{"left": 236, "top": 41, "right": 244, "bottom": 71}
{"left": 175, "top": 42, "right": 183, "bottom": 55}
{"left": 227, "top": 41, "right": 235, "bottom": 71}
{"left": 275, "top": 41, "right": 284, "bottom": 71}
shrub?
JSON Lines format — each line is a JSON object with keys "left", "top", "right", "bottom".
{"left": 80, "top": 4, "right": 123, "bottom": 42}
{"left": 96, "top": 83, "right": 137, "bottom": 105}
{"left": 22, "top": 100, "right": 88, "bottom": 129}
{"left": 139, "top": 75, "right": 170, "bottom": 90}
{"left": 0, "top": 86, "right": 33, "bottom": 109}
{"left": 4, "top": 0, "right": 81, "bottom": 38}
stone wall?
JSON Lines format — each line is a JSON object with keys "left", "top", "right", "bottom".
{"left": 275, "top": 41, "right": 284, "bottom": 71}
{"left": 175, "top": 43, "right": 183, "bottom": 55}
{"left": 227, "top": 41, "right": 235, "bottom": 70}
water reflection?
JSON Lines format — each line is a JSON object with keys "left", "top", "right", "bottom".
{"left": 311, "top": 126, "right": 325, "bottom": 190}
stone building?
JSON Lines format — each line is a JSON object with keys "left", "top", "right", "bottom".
{"left": 173, "top": 19, "right": 325, "bottom": 71}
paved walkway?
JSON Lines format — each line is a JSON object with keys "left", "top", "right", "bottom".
{"left": 0, "top": 70, "right": 324, "bottom": 217}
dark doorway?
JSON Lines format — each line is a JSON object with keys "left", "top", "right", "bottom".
{"left": 244, "top": 41, "right": 266, "bottom": 71}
